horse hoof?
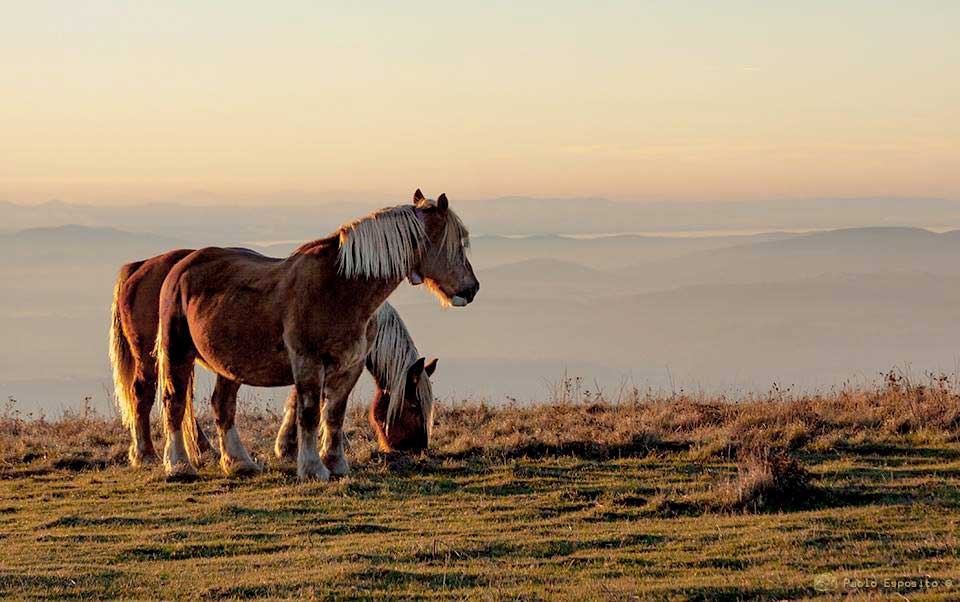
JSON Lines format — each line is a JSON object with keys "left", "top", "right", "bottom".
{"left": 165, "top": 470, "right": 200, "bottom": 483}
{"left": 274, "top": 443, "right": 297, "bottom": 462}
{"left": 324, "top": 455, "right": 350, "bottom": 478}
{"left": 297, "top": 459, "right": 330, "bottom": 481}
{"left": 129, "top": 449, "right": 160, "bottom": 468}
{"left": 164, "top": 462, "right": 199, "bottom": 482}
{"left": 223, "top": 459, "right": 262, "bottom": 478}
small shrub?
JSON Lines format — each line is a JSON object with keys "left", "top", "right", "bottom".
{"left": 710, "top": 447, "right": 815, "bottom": 513}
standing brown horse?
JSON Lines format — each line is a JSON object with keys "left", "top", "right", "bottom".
{"left": 154, "top": 191, "right": 476, "bottom": 479}
{"left": 110, "top": 245, "right": 439, "bottom": 468}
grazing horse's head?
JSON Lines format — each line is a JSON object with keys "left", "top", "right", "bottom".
{"left": 409, "top": 189, "right": 480, "bottom": 307}
{"left": 370, "top": 356, "right": 438, "bottom": 452}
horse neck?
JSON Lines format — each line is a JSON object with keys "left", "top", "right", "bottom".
{"left": 288, "top": 244, "right": 404, "bottom": 327}
{"left": 335, "top": 272, "right": 402, "bottom": 318}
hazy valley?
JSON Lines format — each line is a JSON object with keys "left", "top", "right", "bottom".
{"left": 3, "top": 198, "right": 960, "bottom": 414}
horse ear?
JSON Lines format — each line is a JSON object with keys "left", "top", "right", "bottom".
{"left": 424, "top": 357, "right": 438, "bottom": 377}
{"left": 413, "top": 189, "right": 425, "bottom": 203}
{"left": 437, "top": 193, "right": 448, "bottom": 212}
{"left": 407, "top": 357, "right": 426, "bottom": 383}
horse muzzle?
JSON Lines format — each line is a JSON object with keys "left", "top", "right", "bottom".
{"left": 451, "top": 282, "right": 479, "bottom": 307}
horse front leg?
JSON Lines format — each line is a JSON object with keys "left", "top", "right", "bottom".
{"left": 274, "top": 388, "right": 299, "bottom": 461}
{"left": 158, "top": 341, "right": 198, "bottom": 480}
{"left": 321, "top": 363, "right": 365, "bottom": 477}
{"left": 129, "top": 372, "right": 160, "bottom": 467}
{"left": 291, "top": 355, "right": 328, "bottom": 480}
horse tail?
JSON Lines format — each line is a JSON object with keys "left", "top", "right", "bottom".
{"left": 109, "top": 269, "right": 137, "bottom": 431}
{"left": 154, "top": 294, "right": 202, "bottom": 466}
{"left": 182, "top": 367, "right": 201, "bottom": 466}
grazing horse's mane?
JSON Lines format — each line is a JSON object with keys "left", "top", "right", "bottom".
{"left": 292, "top": 202, "right": 470, "bottom": 282}
{"left": 367, "top": 302, "right": 434, "bottom": 439}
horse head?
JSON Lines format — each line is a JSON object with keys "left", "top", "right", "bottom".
{"left": 409, "top": 189, "right": 479, "bottom": 307}
{"left": 370, "top": 356, "right": 438, "bottom": 452}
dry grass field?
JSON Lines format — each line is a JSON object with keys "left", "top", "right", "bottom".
{"left": 2, "top": 372, "right": 960, "bottom": 600}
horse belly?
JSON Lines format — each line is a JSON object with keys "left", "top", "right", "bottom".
{"left": 194, "top": 337, "right": 293, "bottom": 387}
{"left": 188, "top": 310, "right": 293, "bottom": 387}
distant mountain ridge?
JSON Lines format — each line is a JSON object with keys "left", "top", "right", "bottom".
{"left": 7, "top": 223, "right": 958, "bottom": 276}
{"left": 617, "top": 226, "right": 960, "bottom": 293}
{"left": 3, "top": 196, "right": 960, "bottom": 240}
{"left": 1, "top": 224, "right": 187, "bottom": 265}
{"left": 482, "top": 258, "right": 610, "bottom": 280}
{"left": 9, "top": 224, "right": 181, "bottom": 244}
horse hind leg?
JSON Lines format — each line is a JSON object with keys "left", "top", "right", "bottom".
{"left": 128, "top": 373, "right": 160, "bottom": 467}
{"left": 157, "top": 319, "right": 199, "bottom": 480}
{"left": 274, "top": 388, "right": 299, "bottom": 461}
{"left": 130, "top": 346, "right": 213, "bottom": 468}
{"left": 211, "top": 375, "right": 260, "bottom": 477}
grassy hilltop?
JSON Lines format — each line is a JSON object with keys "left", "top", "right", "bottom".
{"left": 2, "top": 373, "right": 960, "bottom": 600}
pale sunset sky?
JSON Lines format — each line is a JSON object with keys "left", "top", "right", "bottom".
{"left": 1, "top": 1, "right": 957, "bottom": 205}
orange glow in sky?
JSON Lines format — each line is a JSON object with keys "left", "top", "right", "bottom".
{"left": 2, "top": 2, "right": 958, "bottom": 204}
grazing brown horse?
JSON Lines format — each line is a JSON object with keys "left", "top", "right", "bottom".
{"left": 367, "top": 356, "right": 438, "bottom": 452}
{"left": 364, "top": 309, "right": 438, "bottom": 452}
{"left": 154, "top": 191, "right": 476, "bottom": 479}
{"left": 110, "top": 247, "right": 439, "bottom": 467}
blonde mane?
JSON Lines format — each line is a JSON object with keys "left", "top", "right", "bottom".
{"left": 336, "top": 201, "right": 470, "bottom": 280}
{"left": 337, "top": 205, "right": 426, "bottom": 279}
{"left": 367, "top": 302, "right": 434, "bottom": 440}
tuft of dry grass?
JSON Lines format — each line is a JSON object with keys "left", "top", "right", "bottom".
{"left": 707, "top": 447, "right": 815, "bottom": 513}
